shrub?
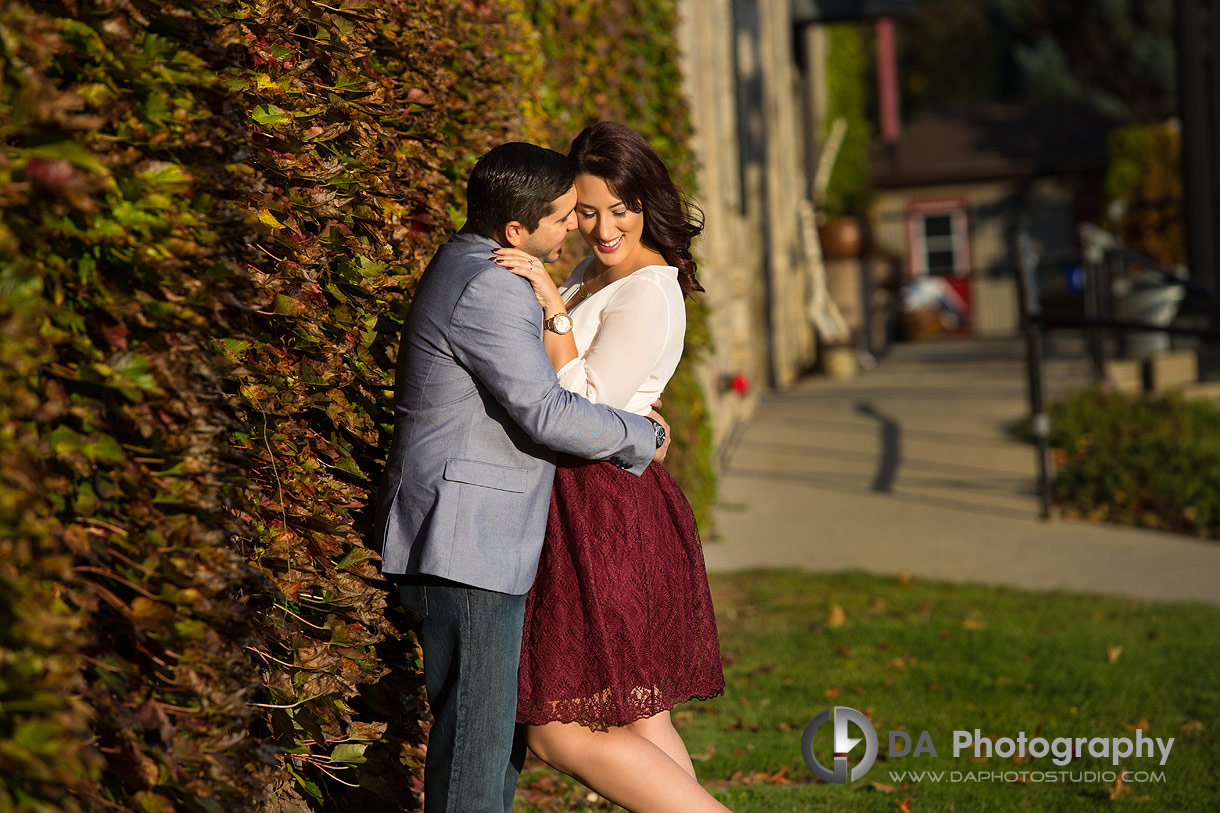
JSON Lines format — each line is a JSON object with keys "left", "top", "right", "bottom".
{"left": 1047, "top": 390, "right": 1220, "bottom": 536}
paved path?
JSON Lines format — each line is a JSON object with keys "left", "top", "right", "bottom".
{"left": 705, "top": 337, "right": 1220, "bottom": 605}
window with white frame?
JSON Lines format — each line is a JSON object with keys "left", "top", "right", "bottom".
{"left": 907, "top": 203, "right": 971, "bottom": 276}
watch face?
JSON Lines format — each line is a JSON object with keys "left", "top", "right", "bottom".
{"left": 549, "top": 313, "right": 573, "bottom": 334}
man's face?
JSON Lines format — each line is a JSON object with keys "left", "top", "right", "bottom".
{"left": 518, "top": 186, "right": 579, "bottom": 263}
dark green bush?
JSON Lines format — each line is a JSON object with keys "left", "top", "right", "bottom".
{"left": 1047, "top": 390, "right": 1220, "bottom": 536}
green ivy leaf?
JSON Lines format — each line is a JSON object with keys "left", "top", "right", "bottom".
{"left": 329, "top": 742, "right": 368, "bottom": 764}
{"left": 252, "top": 104, "right": 294, "bottom": 127}
{"left": 272, "top": 293, "right": 310, "bottom": 316}
{"left": 334, "top": 547, "right": 375, "bottom": 571}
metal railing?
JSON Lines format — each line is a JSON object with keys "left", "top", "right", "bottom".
{"left": 1015, "top": 223, "right": 1219, "bottom": 519}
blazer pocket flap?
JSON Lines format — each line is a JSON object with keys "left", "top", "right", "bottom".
{"left": 443, "top": 458, "right": 528, "bottom": 493}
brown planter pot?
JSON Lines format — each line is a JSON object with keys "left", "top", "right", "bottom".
{"left": 819, "top": 216, "right": 865, "bottom": 259}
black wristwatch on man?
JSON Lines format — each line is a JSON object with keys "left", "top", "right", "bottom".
{"left": 646, "top": 417, "right": 666, "bottom": 449}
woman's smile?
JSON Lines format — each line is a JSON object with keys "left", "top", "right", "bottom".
{"left": 596, "top": 234, "right": 624, "bottom": 253}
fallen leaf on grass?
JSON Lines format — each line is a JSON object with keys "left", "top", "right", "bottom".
{"left": 774, "top": 721, "right": 796, "bottom": 732}
{"left": 1180, "top": 719, "right": 1204, "bottom": 732}
{"left": 1109, "top": 770, "right": 1132, "bottom": 800}
{"left": 835, "top": 644, "right": 853, "bottom": 657}
{"left": 1106, "top": 645, "right": 1123, "bottom": 663}
{"left": 727, "top": 767, "right": 799, "bottom": 786}
{"left": 895, "top": 572, "right": 913, "bottom": 585}
{"left": 766, "top": 767, "right": 797, "bottom": 785}
{"left": 691, "top": 742, "right": 717, "bottom": 761}
{"left": 869, "top": 782, "right": 897, "bottom": 793}
{"left": 828, "top": 605, "right": 847, "bottom": 627}
{"left": 1125, "top": 718, "right": 1151, "bottom": 731}
{"left": 896, "top": 799, "right": 913, "bottom": 813}
{"left": 961, "top": 616, "right": 987, "bottom": 630}
{"left": 825, "top": 687, "right": 841, "bottom": 698}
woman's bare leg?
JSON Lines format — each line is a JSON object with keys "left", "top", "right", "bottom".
{"left": 625, "top": 711, "right": 697, "bottom": 779}
{"left": 525, "top": 721, "right": 729, "bottom": 812}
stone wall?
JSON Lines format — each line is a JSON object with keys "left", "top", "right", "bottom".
{"left": 677, "top": 0, "right": 820, "bottom": 452}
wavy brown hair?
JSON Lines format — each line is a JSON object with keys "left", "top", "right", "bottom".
{"left": 568, "top": 122, "right": 705, "bottom": 296}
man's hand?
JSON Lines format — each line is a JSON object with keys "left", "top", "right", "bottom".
{"left": 647, "top": 409, "right": 671, "bottom": 463}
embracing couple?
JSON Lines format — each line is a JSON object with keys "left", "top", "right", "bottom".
{"left": 374, "top": 122, "right": 728, "bottom": 812}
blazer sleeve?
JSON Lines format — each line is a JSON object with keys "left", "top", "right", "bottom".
{"left": 449, "top": 266, "right": 656, "bottom": 475}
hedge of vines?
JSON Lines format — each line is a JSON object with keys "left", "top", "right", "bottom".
{"left": 0, "top": 1, "right": 711, "bottom": 810}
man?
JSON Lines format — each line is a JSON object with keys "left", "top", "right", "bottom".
{"left": 373, "top": 142, "right": 669, "bottom": 812}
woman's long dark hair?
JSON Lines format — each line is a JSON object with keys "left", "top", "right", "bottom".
{"left": 568, "top": 122, "right": 705, "bottom": 296}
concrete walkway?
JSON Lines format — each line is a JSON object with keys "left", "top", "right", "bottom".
{"left": 705, "top": 337, "right": 1220, "bottom": 605}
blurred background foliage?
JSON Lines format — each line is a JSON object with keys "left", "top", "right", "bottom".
{"left": 822, "top": 23, "right": 874, "bottom": 220}
{"left": 893, "top": 0, "right": 1177, "bottom": 123}
{"left": 1105, "top": 121, "right": 1185, "bottom": 268}
{"left": 0, "top": 0, "right": 711, "bottom": 810}
{"left": 889, "top": 0, "right": 1184, "bottom": 269}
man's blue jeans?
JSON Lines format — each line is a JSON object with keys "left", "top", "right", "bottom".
{"left": 399, "top": 576, "right": 528, "bottom": 813}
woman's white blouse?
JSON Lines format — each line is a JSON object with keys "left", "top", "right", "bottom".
{"left": 554, "top": 258, "right": 686, "bottom": 416}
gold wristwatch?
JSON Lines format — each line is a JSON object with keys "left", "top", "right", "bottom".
{"left": 544, "top": 312, "right": 573, "bottom": 335}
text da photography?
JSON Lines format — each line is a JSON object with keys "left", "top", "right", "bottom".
{"left": 801, "top": 706, "right": 1175, "bottom": 785}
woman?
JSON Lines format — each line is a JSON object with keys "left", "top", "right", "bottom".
{"left": 494, "top": 122, "right": 728, "bottom": 812}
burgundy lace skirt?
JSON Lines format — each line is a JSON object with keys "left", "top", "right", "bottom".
{"left": 517, "top": 457, "right": 724, "bottom": 730}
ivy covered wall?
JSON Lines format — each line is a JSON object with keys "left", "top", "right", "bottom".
{"left": 0, "top": 1, "right": 712, "bottom": 809}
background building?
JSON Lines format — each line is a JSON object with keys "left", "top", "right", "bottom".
{"left": 677, "top": 0, "right": 914, "bottom": 450}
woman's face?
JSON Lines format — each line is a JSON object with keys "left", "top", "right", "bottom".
{"left": 574, "top": 174, "right": 646, "bottom": 269}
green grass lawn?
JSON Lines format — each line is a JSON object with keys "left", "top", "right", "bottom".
{"left": 514, "top": 570, "right": 1220, "bottom": 812}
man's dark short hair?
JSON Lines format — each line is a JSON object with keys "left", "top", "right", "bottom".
{"left": 464, "top": 143, "right": 575, "bottom": 239}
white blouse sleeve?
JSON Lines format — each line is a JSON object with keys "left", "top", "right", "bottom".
{"left": 557, "top": 276, "right": 673, "bottom": 410}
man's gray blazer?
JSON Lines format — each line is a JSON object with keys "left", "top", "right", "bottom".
{"left": 374, "top": 231, "right": 656, "bottom": 594}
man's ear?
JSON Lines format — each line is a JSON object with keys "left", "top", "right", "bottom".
{"left": 502, "top": 221, "right": 529, "bottom": 247}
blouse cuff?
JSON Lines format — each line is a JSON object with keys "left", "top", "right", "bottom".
{"left": 556, "top": 356, "right": 583, "bottom": 383}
